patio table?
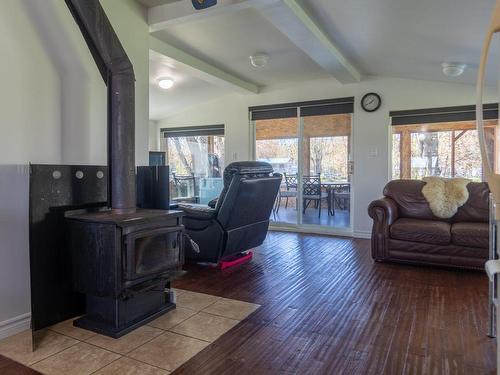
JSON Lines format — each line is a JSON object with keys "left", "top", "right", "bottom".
{"left": 321, "top": 182, "right": 351, "bottom": 216}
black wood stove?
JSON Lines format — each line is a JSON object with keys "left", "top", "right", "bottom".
{"left": 66, "top": 209, "right": 184, "bottom": 338}
{"left": 57, "top": 0, "right": 185, "bottom": 338}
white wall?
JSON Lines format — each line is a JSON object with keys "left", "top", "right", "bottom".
{"left": 149, "top": 120, "right": 160, "bottom": 151}
{"left": 155, "top": 76, "right": 498, "bottom": 237}
{"left": 102, "top": 0, "right": 150, "bottom": 166}
{"left": 0, "top": 0, "right": 149, "bottom": 337}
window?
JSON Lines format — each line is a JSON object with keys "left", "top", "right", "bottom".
{"left": 390, "top": 105, "right": 498, "bottom": 181}
{"left": 254, "top": 113, "right": 352, "bottom": 182}
{"left": 160, "top": 125, "right": 224, "bottom": 204}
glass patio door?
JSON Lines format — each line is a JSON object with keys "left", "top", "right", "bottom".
{"left": 251, "top": 97, "right": 354, "bottom": 232}
{"left": 254, "top": 114, "right": 299, "bottom": 226}
{"left": 299, "top": 112, "right": 352, "bottom": 229}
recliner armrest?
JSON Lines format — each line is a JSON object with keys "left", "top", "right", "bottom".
{"left": 178, "top": 204, "right": 217, "bottom": 220}
{"left": 207, "top": 198, "right": 218, "bottom": 208}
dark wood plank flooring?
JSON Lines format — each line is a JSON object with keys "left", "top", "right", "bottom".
{"left": 2, "top": 232, "right": 494, "bottom": 374}
{"left": 172, "top": 231, "right": 496, "bottom": 375}
{"left": 0, "top": 354, "right": 40, "bottom": 375}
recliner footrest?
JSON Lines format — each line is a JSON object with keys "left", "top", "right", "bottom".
{"left": 219, "top": 251, "right": 253, "bottom": 270}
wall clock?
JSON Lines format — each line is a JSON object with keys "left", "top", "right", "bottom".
{"left": 361, "top": 93, "right": 382, "bottom": 112}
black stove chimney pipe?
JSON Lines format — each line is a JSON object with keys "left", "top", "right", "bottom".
{"left": 65, "top": 0, "right": 136, "bottom": 213}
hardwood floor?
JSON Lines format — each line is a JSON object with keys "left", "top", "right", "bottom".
{"left": 0, "top": 354, "right": 40, "bottom": 375}
{"left": 1, "top": 232, "right": 494, "bottom": 374}
{"left": 172, "top": 231, "right": 496, "bottom": 375}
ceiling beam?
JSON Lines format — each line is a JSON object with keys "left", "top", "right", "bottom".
{"left": 147, "top": 0, "right": 361, "bottom": 84}
{"left": 148, "top": 0, "right": 279, "bottom": 32}
{"left": 150, "top": 36, "right": 260, "bottom": 94}
{"left": 260, "top": 0, "right": 361, "bottom": 84}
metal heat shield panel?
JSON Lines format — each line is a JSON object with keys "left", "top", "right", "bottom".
{"left": 29, "top": 164, "right": 108, "bottom": 332}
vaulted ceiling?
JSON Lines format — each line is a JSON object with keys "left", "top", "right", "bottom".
{"left": 139, "top": 0, "right": 498, "bottom": 119}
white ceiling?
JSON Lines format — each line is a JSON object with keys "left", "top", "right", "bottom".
{"left": 140, "top": 0, "right": 500, "bottom": 120}
{"left": 303, "top": 0, "right": 499, "bottom": 85}
{"left": 149, "top": 51, "right": 232, "bottom": 120}
{"left": 151, "top": 7, "right": 331, "bottom": 87}
{"left": 136, "top": 0, "right": 179, "bottom": 7}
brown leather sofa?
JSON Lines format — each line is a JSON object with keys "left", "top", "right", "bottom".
{"left": 368, "top": 180, "right": 490, "bottom": 270}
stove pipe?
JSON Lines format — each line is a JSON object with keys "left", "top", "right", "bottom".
{"left": 65, "top": 0, "right": 136, "bottom": 212}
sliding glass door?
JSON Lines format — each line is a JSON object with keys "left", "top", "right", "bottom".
{"left": 301, "top": 113, "right": 351, "bottom": 228}
{"left": 251, "top": 98, "right": 354, "bottom": 233}
{"left": 255, "top": 116, "right": 299, "bottom": 225}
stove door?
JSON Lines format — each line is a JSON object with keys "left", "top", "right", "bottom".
{"left": 124, "top": 226, "right": 183, "bottom": 281}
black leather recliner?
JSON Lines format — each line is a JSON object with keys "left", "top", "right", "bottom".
{"left": 179, "top": 161, "right": 282, "bottom": 263}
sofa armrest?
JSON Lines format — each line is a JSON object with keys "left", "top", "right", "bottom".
{"left": 178, "top": 203, "right": 217, "bottom": 220}
{"left": 367, "top": 197, "right": 399, "bottom": 261}
{"left": 368, "top": 197, "right": 399, "bottom": 226}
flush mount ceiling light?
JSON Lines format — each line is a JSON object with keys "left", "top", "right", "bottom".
{"left": 158, "top": 77, "right": 174, "bottom": 89}
{"left": 249, "top": 53, "right": 269, "bottom": 68}
{"left": 441, "top": 62, "right": 467, "bottom": 77}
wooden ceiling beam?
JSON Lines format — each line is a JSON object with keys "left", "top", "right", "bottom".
{"left": 260, "top": 0, "right": 361, "bottom": 83}
{"left": 146, "top": 0, "right": 361, "bottom": 84}
{"left": 148, "top": 0, "right": 279, "bottom": 32}
{"left": 150, "top": 37, "right": 260, "bottom": 94}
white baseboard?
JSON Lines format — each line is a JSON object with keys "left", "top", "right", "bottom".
{"left": 353, "top": 230, "right": 371, "bottom": 239}
{"left": 269, "top": 225, "right": 353, "bottom": 238}
{"left": 269, "top": 225, "right": 372, "bottom": 240}
{"left": 0, "top": 313, "right": 31, "bottom": 340}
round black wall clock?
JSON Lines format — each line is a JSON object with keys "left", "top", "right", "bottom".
{"left": 361, "top": 93, "right": 382, "bottom": 112}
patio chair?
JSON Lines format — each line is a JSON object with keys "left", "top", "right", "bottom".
{"left": 275, "top": 173, "right": 298, "bottom": 213}
{"left": 333, "top": 184, "right": 350, "bottom": 212}
{"left": 303, "top": 175, "right": 329, "bottom": 218}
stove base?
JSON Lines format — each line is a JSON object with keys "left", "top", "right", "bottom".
{"left": 74, "top": 285, "right": 176, "bottom": 338}
{"left": 74, "top": 303, "right": 175, "bottom": 338}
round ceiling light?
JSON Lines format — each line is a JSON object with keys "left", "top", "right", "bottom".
{"left": 249, "top": 53, "right": 269, "bottom": 68}
{"left": 441, "top": 63, "right": 467, "bottom": 77}
{"left": 158, "top": 78, "right": 174, "bottom": 89}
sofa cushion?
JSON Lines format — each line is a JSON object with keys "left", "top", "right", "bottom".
{"left": 452, "top": 182, "right": 490, "bottom": 223}
{"left": 384, "top": 180, "right": 438, "bottom": 220}
{"left": 451, "top": 222, "right": 489, "bottom": 249}
{"left": 390, "top": 218, "right": 451, "bottom": 245}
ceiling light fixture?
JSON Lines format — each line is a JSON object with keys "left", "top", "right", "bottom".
{"left": 158, "top": 77, "right": 174, "bottom": 89}
{"left": 249, "top": 53, "right": 269, "bottom": 68}
{"left": 441, "top": 62, "right": 467, "bottom": 77}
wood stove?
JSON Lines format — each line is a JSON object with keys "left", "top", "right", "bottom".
{"left": 66, "top": 209, "right": 184, "bottom": 338}
{"left": 57, "top": 0, "right": 186, "bottom": 338}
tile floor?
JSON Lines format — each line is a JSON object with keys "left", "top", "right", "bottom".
{"left": 0, "top": 289, "right": 260, "bottom": 375}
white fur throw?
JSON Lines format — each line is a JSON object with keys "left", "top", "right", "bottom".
{"left": 421, "top": 177, "right": 471, "bottom": 219}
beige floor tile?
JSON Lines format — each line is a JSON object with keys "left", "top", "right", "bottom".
{"left": 175, "top": 291, "right": 220, "bottom": 311}
{"left": 0, "top": 329, "right": 78, "bottom": 365}
{"left": 202, "top": 298, "right": 261, "bottom": 320}
{"left": 171, "top": 288, "right": 186, "bottom": 297}
{"left": 49, "top": 318, "right": 96, "bottom": 341}
{"left": 148, "top": 307, "right": 197, "bottom": 330}
{"left": 94, "top": 357, "right": 170, "bottom": 375}
{"left": 31, "top": 342, "right": 120, "bottom": 375}
{"left": 170, "top": 312, "right": 239, "bottom": 342}
{"left": 128, "top": 331, "right": 209, "bottom": 371}
{"left": 85, "top": 325, "right": 163, "bottom": 354}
